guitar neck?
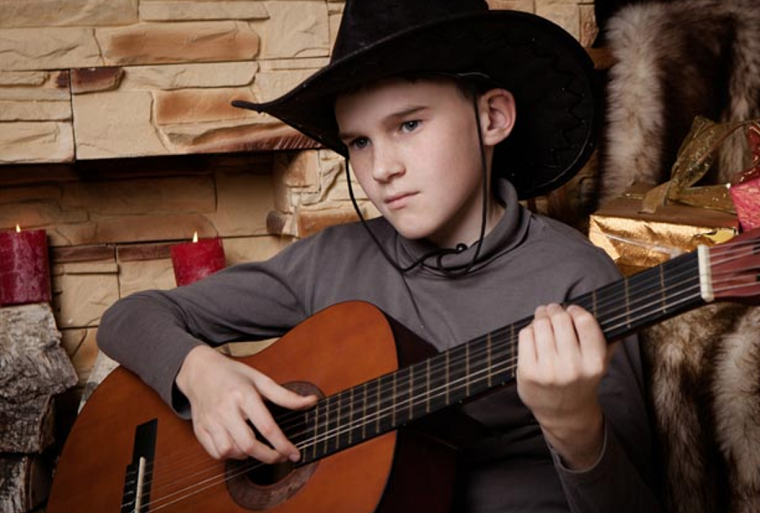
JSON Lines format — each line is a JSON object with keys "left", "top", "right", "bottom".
{"left": 290, "top": 250, "right": 707, "bottom": 465}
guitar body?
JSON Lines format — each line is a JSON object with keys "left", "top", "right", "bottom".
{"left": 47, "top": 302, "right": 458, "bottom": 513}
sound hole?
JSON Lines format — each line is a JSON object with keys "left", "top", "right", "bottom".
{"left": 225, "top": 381, "right": 323, "bottom": 510}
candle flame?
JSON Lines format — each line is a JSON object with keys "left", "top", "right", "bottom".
{"left": 192, "top": 231, "right": 199, "bottom": 243}
{"left": 16, "top": 224, "right": 20, "bottom": 233}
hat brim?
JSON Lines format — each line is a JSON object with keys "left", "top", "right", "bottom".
{"left": 233, "top": 11, "right": 599, "bottom": 200}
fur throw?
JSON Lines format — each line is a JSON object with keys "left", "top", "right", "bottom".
{"left": 641, "top": 303, "right": 760, "bottom": 513}
{"left": 601, "top": 0, "right": 760, "bottom": 204}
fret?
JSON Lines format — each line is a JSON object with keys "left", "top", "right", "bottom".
{"left": 391, "top": 372, "right": 397, "bottom": 427}
{"left": 335, "top": 392, "right": 343, "bottom": 450}
{"left": 323, "top": 396, "right": 331, "bottom": 455}
{"left": 361, "top": 382, "right": 368, "bottom": 440}
{"left": 425, "top": 358, "right": 431, "bottom": 414}
{"left": 348, "top": 387, "right": 354, "bottom": 446}
{"left": 465, "top": 342, "right": 470, "bottom": 397}
{"left": 408, "top": 365, "right": 414, "bottom": 421}
{"left": 311, "top": 402, "right": 320, "bottom": 461}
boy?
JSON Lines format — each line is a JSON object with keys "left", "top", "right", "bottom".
{"left": 98, "top": 1, "right": 661, "bottom": 511}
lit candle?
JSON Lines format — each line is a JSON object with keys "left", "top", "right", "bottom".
{"left": 170, "top": 232, "right": 226, "bottom": 286}
{"left": 0, "top": 225, "right": 52, "bottom": 306}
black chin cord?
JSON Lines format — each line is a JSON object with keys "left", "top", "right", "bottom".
{"left": 345, "top": 87, "right": 490, "bottom": 277}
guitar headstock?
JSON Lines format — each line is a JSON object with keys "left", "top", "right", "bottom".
{"left": 709, "top": 227, "right": 760, "bottom": 304}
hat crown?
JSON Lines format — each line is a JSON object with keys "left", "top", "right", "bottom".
{"left": 332, "top": 0, "right": 490, "bottom": 62}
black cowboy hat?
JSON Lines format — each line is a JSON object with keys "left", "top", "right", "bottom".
{"left": 232, "top": 0, "right": 599, "bottom": 200}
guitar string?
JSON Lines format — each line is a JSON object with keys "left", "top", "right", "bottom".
{"left": 142, "top": 254, "right": 731, "bottom": 497}
{"left": 130, "top": 243, "right": 758, "bottom": 503}
{"left": 135, "top": 277, "right": 729, "bottom": 512}
{"left": 137, "top": 252, "right": 705, "bottom": 491}
{"left": 133, "top": 271, "right": 754, "bottom": 512}
{"left": 132, "top": 268, "right": 710, "bottom": 508}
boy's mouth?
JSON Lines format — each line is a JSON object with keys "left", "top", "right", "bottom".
{"left": 384, "top": 192, "right": 417, "bottom": 209}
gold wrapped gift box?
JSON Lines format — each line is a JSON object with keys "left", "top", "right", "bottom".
{"left": 589, "top": 186, "right": 739, "bottom": 276}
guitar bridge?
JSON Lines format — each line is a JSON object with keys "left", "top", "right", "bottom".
{"left": 121, "top": 419, "right": 158, "bottom": 513}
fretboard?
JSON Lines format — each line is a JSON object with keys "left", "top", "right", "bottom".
{"left": 286, "top": 250, "right": 705, "bottom": 465}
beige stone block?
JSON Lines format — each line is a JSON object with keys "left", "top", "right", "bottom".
{"left": 0, "top": 27, "right": 103, "bottom": 71}
{"left": 62, "top": 176, "right": 216, "bottom": 216}
{"left": 46, "top": 222, "right": 98, "bottom": 247}
{"left": 221, "top": 235, "right": 291, "bottom": 265}
{"left": 208, "top": 172, "right": 274, "bottom": 236}
{"left": 52, "top": 269, "right": 120, "bottom": 328}
{"left": 117, "top": 258, "right": 176, "bottom": 298}
{"left": 60, "top": 328, "right": 100, "bottom": 386}
{"left": 160, "top": 120, "right": 318, "bottom": 154}
{"left": 536, "top": 3, "right": 579, "bottom": 40}
{"left": 328, "top": 3, "right": 344, "bottom": 49}
{"left": 0, "top": 185, "right": 61, "bottom": 205}
{"left": 140, "top": 1, "right": 269, "bottom": 21}
{"left": 121, "top": 62, "right": 258, "bottom": 90}
{"left": 0, "top": 0, "right": 138, "bottom": 28}
{"left": 254, "top": 68, "right": 319, "bottom": 103}
{"left": 254, "top": 1, "right": 329, "bottom": 59}
{"left": 579, "top": 4, "right": 598, "bottom": 47}
{"left": 71, "top": 67, "right": 124, "bottom": 94}
{"left": 72, "top": 90, "right": 169, "bottom": 159}
{"left": 295, "top": 207, "right": 359, "bottom": 238}
{"left": 0, "top": 100, "right": 71, "bottom": 122}
{"left": 487, "top": 0, "right": 535, "bottom": 12}
{"left": 54, "top": 261, "right": 119, "bottom": 275}
{"left": 91, "top": 213, "right": 218, "bottom": 244}
{"left": 0, "top": 122, "right": 74, "bottom": 163}
{"left": 98, "top": 21, "right": 260, "bottom": 66}
{"left": 155, "top": 88, "right": 256, "bottom": 125}
{"left": 276, "top": 151, "right": 320, "bottom": 188}
{"left": 0, "top": 203, "right": 88, "bottom": 241}
{"left": 0, "top": 71, "right": 48, "bottom": 86}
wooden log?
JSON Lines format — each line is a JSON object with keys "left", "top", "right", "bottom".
{"left": 0, "top": 455, "right": 51, "bottom": 513}
{"left": 0, "top": 304, "right": 77, "bottom": 452}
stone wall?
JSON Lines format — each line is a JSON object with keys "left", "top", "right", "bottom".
{"left": 0, "top": 0, "right": 598, "bottom": 420}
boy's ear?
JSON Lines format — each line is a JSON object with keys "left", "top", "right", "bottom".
{"left": 478, "top": 89, "right": 516, "bottom": 146}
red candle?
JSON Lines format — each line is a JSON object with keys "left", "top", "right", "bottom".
{"left": 0, "top": 226, "right": 52, "bottom": 306}
{"left": 170, "top": 233, "right": 226, "bottom": 286}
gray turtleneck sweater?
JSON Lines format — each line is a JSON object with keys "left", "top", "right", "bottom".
{"left": 98, "top": 181, "right": 661, "bottom": 513}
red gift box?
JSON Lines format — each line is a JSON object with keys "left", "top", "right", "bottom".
{"left": 729, "top": 123, "right": 760, "bottom": 231}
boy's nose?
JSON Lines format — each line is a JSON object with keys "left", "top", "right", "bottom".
{"left": 372, "top": 144, "right": 404, "bottom": 182}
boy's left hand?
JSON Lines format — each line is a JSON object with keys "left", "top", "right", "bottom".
{"left": 516, "top": 303, "right": 613, "bottom": 471}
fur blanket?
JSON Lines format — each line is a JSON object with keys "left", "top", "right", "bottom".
{"left": 600, "top": 3, "right": 760, "bottom": 511}
{"left": 601, "top": 0, "right": 760, "bottom": 205}
{"left": 641, "top": 304, "right": 760, "bottom": 513}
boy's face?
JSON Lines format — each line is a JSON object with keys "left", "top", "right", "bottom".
{"left": 335, "top": 77, "right": 493, "bottom": 248}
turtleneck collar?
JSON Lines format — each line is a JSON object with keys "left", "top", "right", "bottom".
{"left": 394, "top": 179, "right": 530, "bottom": 276}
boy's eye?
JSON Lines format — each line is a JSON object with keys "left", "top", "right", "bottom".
{"left": 401, "top": 120, "right": 420, "bottom": 133}
{"left": 350, "top": 137, "right": 369, "bottom": 150}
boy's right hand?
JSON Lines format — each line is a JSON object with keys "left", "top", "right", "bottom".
{"left": 175, "top": 345, "right": 317, "bottom": 463}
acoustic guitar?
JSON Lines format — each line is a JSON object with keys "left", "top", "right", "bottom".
{"left": 46, "top": 228, "right": 760, "bottom": 512}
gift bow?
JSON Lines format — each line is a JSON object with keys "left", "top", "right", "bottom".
{"left": 641, "top": 116, "right": 760, "bottom": 214}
